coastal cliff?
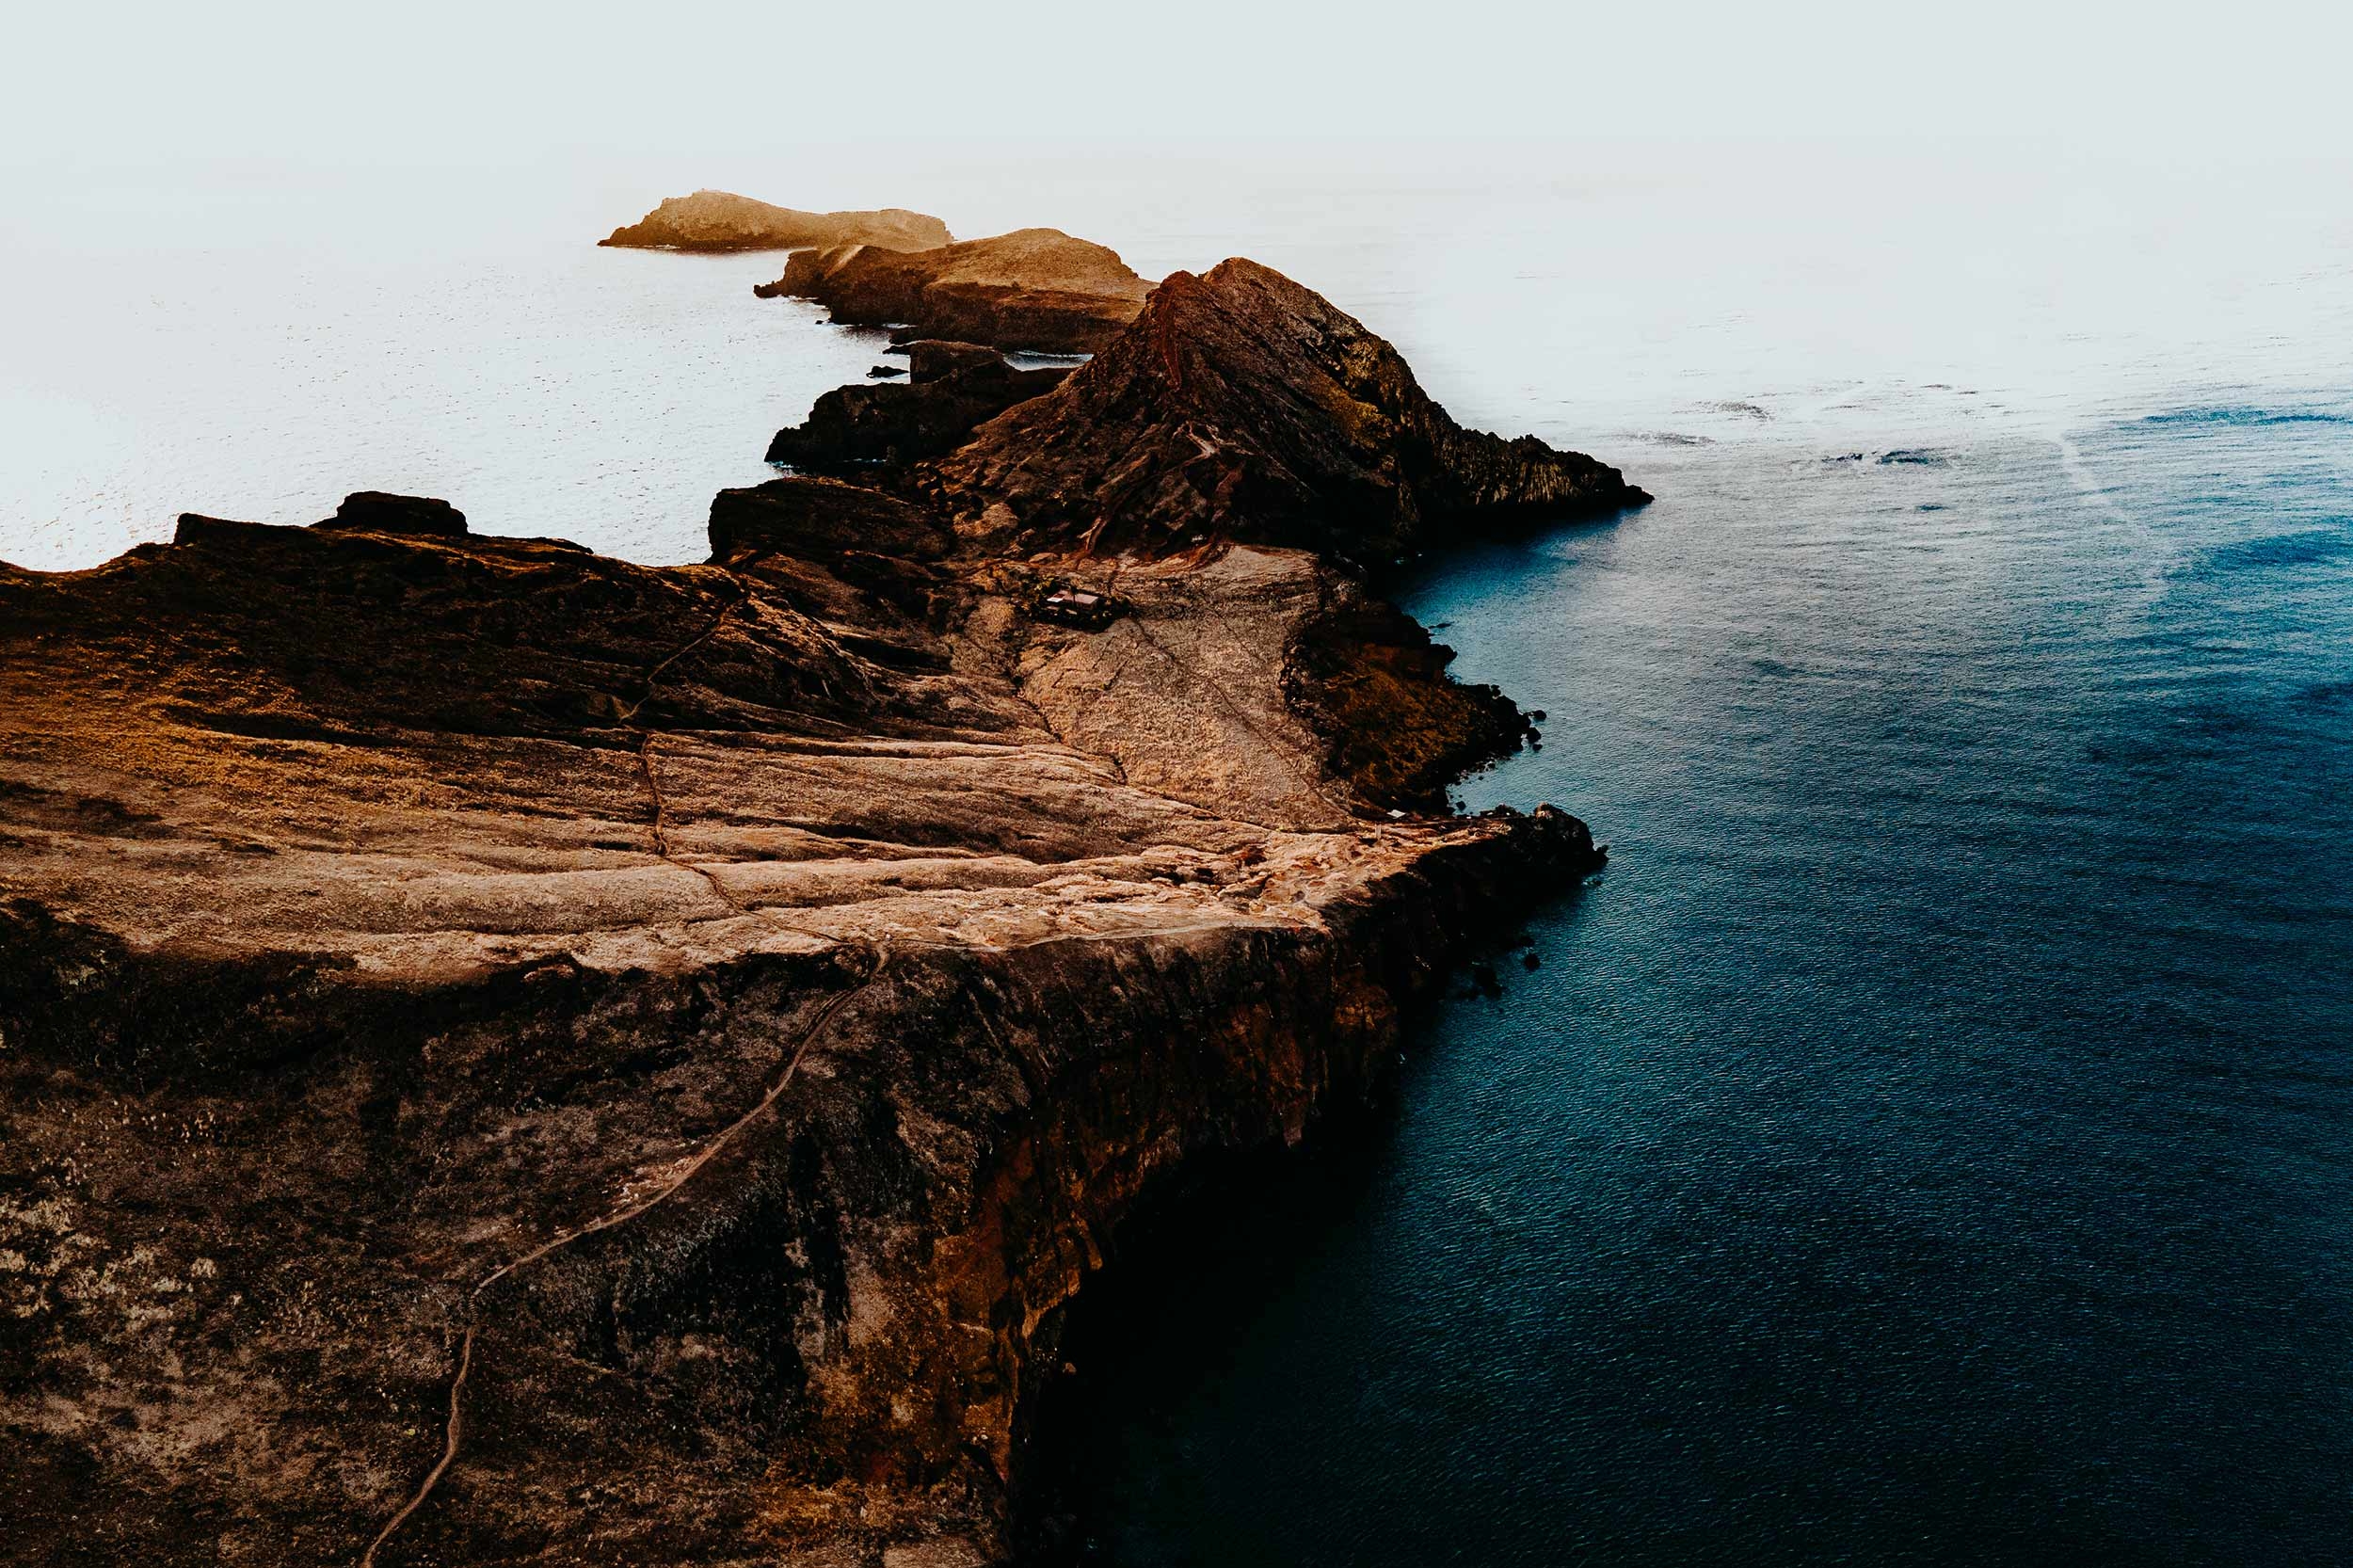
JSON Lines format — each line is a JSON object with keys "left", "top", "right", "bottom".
{"left": 756, "top": 229, "right": 1154, "bottom": 355}
{"left": 0, "top": 255, "right": 1627, "bottom": 1566}
{"left": 602, "top": 191, "right": 952, "bottom": 253}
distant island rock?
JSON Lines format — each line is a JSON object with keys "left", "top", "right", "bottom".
{"left": 600, "top": 189, "right": 952, "bottom": 252}
{"left": 755, "top": 226, "right": 1154, "bottom": 354}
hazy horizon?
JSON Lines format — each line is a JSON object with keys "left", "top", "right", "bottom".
{"left": 9, "top": 0, "right": 2353, "bottom": 175}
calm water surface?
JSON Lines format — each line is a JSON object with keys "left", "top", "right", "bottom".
{"left": 1046, "top": 414, "right": 2353, "bottom": 1564}
{"left": 4, "top": 142, "right": 2349, "bottom": 1564}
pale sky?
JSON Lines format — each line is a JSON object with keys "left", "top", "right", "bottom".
{"left": 8, "top": 0, "right": 2352, "bottom": 169}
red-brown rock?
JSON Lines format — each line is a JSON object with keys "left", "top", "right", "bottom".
{"left": 931, "top": 257, "right": 1649, "bottom": 563}
{"left": 759, "top": 229, "right": 1153, "bottom": 354}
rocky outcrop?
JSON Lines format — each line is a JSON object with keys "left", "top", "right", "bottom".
{"left": 0, "top": 253, "right": 1632, "bottom": 1568}
{"left": 767, "top": 356, "right": 1071, "bottom": 473}
{"left": 757, "top": 230, "right": 1153, "bottom": 355}
{"left": 602, "top": 191, "right": 952, "bottom": 253}
{"left": 313, "top": 489, "right": 468, "bottom": 537}
{"left": 904, "top": 341, "right": 1006, "bottom": 382}
{"left": 929, "top": 257, "right": 1650, "bottom": 564}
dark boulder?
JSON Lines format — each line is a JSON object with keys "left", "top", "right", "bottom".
{"left": 312, "top": 490, "right": 469, "bottom": 538}
{"left": 905, "top": 340, "right": 1005, "bottom": 382}
{"left": 766, "top": 359, "right": 1069, "bottom": 473}
{"left": 707, "top": 475, "right": 954, "bottom": 566}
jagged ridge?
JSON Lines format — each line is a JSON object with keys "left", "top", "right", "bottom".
{"left": 930, "top": 257, "right": 1648, "bottom": 562}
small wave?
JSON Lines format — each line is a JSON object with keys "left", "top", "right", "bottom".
{"left": 2139, "top": 404, "right": 2353, "bottom": 428}
{"left": 1006, "top": 351, "right": 1092, "bottom": 371}
{"left": 1708, "top": 400, "right": 1772, "bottom": 421}
{"left": 1633, "top": 431, "right": 1715, "bottom": 446}
{"left": 2297, "top": 680, "right": 2353, "bottom": 707}
{"left": 1878, "top": 448, "right": 1949, "bottom": 467}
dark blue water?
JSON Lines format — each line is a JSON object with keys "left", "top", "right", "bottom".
{"left": 1042, "top": 402, "right": 2353, "bottom": 1565}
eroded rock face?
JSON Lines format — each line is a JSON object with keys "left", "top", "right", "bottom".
{"left": 0, "top": 251, "right": 1627, "bottom": 1567}
{"left": 757, "top": 230, "right": 1154, "bottom": 355}
{"left": 602, "top": 191, "right": 952, "bottom": 253}
{"left": 767, "top": 358, "right": 1072, "bottom": 473}
{"left": 930, "top": 257, "right": 1651, "bottom": 563}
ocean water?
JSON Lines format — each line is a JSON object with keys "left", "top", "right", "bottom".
{"left": 6, "top": 142, "right": 2351, "bottom": 1561}
{"left": 1039, "top": 409, "right": 2353, "bottom": 1565}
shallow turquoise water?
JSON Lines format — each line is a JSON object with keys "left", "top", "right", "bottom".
{"left": 1044, "top": 406, "right": 2353, "bottom": 1564}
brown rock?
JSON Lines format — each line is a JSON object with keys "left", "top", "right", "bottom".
{"left": 311, "top": 489, "right": 468, "bottom": 537}
{"left": 766, "top": 360, "right": 1070, "bottom": 473}
{"left": 759, "top": 229, "right": 1154, "bottom": 354}
{"left": 708, "top": 473, "right": 954, "bottom": 564}
{"left": 904, "top": 340, "right": 1005, "bottom": 383}
{"left": 602, "top": 190, "right": 952, "bottom": 252}
{"left": 930, "top": 257, "right": 1649, "bottom": 564}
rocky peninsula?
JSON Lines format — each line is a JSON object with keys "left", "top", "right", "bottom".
{"left": 0, "top": 243, "right": 1641, "bottom": 1565}
{"left": 602, "top": 191, "right": 952, "bottom": 253}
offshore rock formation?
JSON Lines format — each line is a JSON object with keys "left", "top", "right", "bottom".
{"left": 932, "top": 258, "right": 1650, "bottom": 563}
{"left": 602, "top": 191, "right": 952, "bottom": 253}
{"left": 0, "top": 255, "right": 1629, "bottom": 1568}
{"left": 756, "top": 229, "right": 1153, "bottom": 355}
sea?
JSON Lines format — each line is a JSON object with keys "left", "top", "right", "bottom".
{"left": 5, "top": 140, "right": 2350, "bottom": 1564}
